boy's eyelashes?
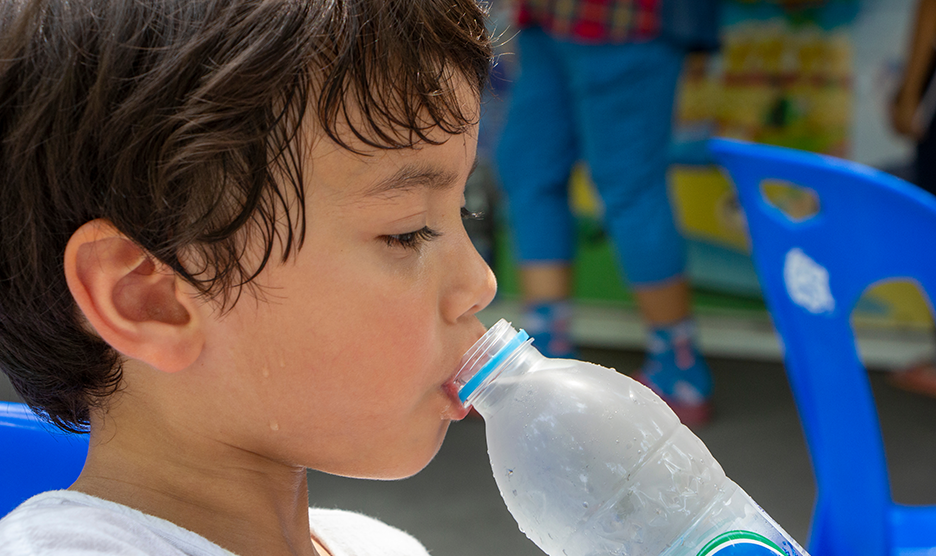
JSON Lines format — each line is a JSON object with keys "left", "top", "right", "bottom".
{"left": 383, "top": 207, "right": 485, "bottom": 251}
{"left": 384, "top": 226, "right": 441, "bottom": 250}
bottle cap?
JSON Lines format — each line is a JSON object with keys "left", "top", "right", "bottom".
{"left": 455, "top": 319, "right": 530, "bottom": 404}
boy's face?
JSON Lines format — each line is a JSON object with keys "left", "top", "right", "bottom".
{"left": 199, "top": 95, "right": 496, "bottom": 479}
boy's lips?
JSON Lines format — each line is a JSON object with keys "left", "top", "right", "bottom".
{"left": 442, "top": 375, "right": 471, "bottom": 421}
{"left": 441, "top": 355, "right": 472, "bottom": 420}
{"left": 442, "top": 366, "right": 471, "bottom": 421}
{"left": 442, "top": 325, "right": 487, "bottom": 421}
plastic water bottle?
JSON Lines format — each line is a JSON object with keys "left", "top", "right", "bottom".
{"left": 455, "top": 319, "right": 809, "bottom": 556}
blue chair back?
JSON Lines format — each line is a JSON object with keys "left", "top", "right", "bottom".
{"left": 709, "top": 138, "right": 936, "bottom": 556}
{"left": 0, "top": 401, "right": 89, "bottom": 517}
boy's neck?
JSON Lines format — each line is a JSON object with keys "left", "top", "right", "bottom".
{"left": 70, "top": 406, "right": 324, "bottom": 556}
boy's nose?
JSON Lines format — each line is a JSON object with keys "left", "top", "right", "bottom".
{"left": 445, "top": 235, "right": 497, "bottom": 323}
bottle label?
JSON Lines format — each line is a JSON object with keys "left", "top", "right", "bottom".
{"left": 697, "top": 531, "right": 788, "bottom": 556}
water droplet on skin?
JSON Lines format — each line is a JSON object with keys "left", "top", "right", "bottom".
{"left": 279, "top": 359, "right": 286, "bottom": 369}
{"left": 261, "top": 366, "right": 270, "bottom": 378}
{"left": 269, "top": 420, "right": 279, "bottom": 431}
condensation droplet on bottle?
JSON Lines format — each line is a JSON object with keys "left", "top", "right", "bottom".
{"left": 507, "top": 468, "right": 514, "bottom": 476}
{"left": 512, "top": 489, "right": 518, "bottom": 496}
{"left": 582, "top": 502, "right": 589, "bottom": 509}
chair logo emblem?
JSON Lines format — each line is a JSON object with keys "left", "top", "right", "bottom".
{"left": 783, "top": 248, "right": 835, "bottom": 314}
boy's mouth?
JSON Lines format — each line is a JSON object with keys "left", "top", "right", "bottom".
{"left": 442, "top": 324, "right": 488, "bottom": 421}
{"left": 442, "top": 377, "right": 470, "bottom": 421}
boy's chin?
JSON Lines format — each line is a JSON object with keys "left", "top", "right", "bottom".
{"left": 334, "top": 460, "right": 434, "bottom": 481}
{"left": 335, "top": 428, "right": 450, "bottom": 481}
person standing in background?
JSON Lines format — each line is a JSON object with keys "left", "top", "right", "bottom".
{"left": 891, "top": 0, "right": 936, "bottom": 195}
{"left": 889, "top": 0, "right": 936, "bottom": 398}
{"left": 494, "top": 0, "right": 720, "bottom": 425}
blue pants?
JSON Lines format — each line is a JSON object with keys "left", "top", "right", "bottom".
{"left": 495, "top": 28, "right": 686, "bottom": 286}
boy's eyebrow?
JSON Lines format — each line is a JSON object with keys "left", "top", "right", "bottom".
{"left": 364, "top": 156, "right": 479, "bottom": 197}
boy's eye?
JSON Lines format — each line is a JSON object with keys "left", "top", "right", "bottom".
{"left": 384, "top": 208, "right": 482, "bottom": 251}
{"left": 384, "top": 226, "right": 441, "bottom": 250}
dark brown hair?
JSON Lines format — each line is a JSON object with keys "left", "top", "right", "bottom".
{"left": 0, "top": 0, "right": 492, "bottom": 432}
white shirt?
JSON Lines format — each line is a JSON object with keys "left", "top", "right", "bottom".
{"left": 0, "top": 491, "right": 431, "bottom": 556}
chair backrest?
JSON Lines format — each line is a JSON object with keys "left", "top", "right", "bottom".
{"left": 0, "top": 401, "right": 89, "bottom": 517}
{"left": 709, "top": 138, "right": 936, "bottom": 556}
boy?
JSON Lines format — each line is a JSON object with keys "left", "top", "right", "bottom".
{"left": 0, "top": 0, "right": 497, "bottom": 554}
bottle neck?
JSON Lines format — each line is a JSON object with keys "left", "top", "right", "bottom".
{"left": 464, "top": 340, "right": 544, "bottom": 411}
{"left": 455, "top": 319, "right": 543, "bottom": 407}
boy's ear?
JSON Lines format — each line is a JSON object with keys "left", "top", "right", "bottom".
{"left": 63, "top": 219, "right": 205, "bottom": 373}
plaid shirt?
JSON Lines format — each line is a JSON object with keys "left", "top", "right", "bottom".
{"left": 515, "top": 0, "right": 661, "bottom": 43}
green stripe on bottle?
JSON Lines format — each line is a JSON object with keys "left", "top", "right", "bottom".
{"left": 697, "top": 530, "right": 788, "bottom": 556}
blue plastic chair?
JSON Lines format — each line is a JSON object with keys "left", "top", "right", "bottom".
{"left": 709, "top": 137, "right": 936, "bottom": 556}
{"left": 0, "top": 401, "right": 89, "bottom": 517}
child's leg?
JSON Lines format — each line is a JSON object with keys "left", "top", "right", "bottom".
{"left": 560, "top": 38, "right": 686, "bottom": 287}
{"left": 557, "top": 39, "right": 713, "bottom": 423}
{"left": 495, "top": 28, "right": 579, "bottom": 358}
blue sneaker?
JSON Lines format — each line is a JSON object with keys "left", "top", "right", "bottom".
{"left": 523, "top": 301, "right": 577, "bottom": 359}
{"left": 634, "top": 319, "right": 713, "bottom": 426}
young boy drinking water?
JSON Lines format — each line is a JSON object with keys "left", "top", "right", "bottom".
{"left": 0, "top": 0, "right": 496, "bottom": 554}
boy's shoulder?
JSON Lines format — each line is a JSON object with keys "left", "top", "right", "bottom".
{"left": 307, "top": 508, "right": 431, "bottom": 556}
{"left": 0, "top": 492, "right": 431, "bottom": 556}
{"left": 0, "top": 491, "right": 233, "bottom": 556}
